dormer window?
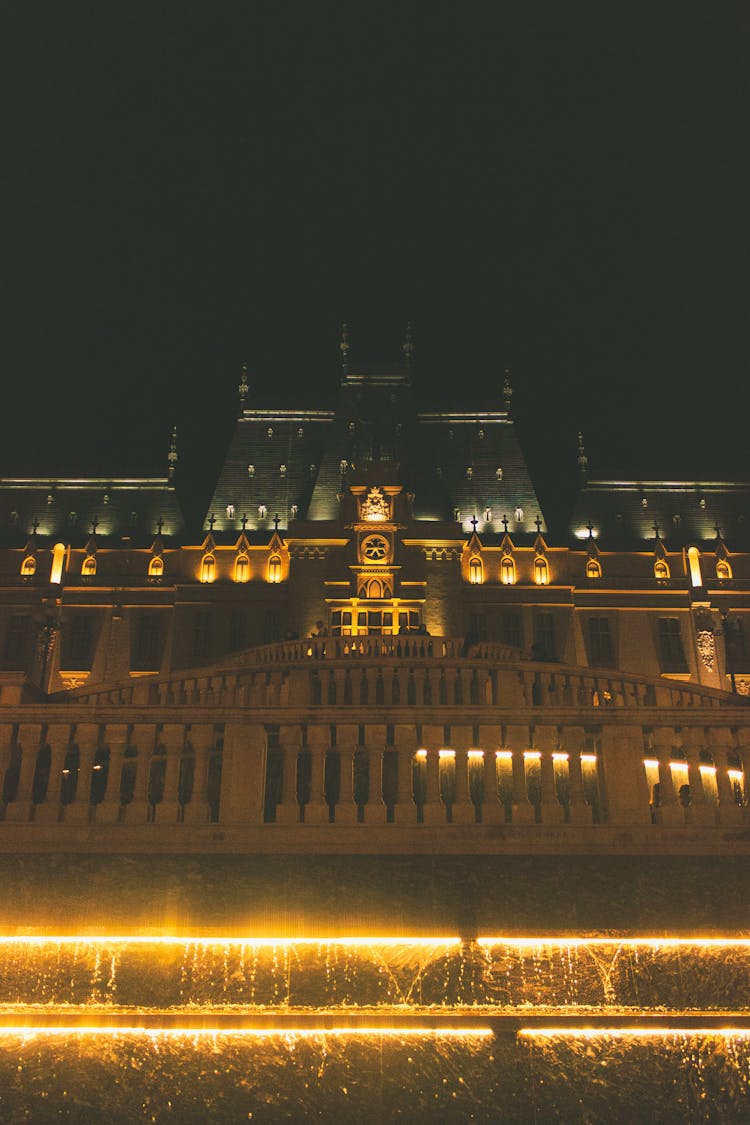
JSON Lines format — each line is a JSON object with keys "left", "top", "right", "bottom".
{"left": 47, "top": 494, "right": 53, "bottom": 505}
{"left": 268, "top": 555, "right": 282, "bottom": 584}
{"left": 10, "top": 511, "right": 18, "bottom": 524}
{"left": 248, "top": 464, "right": 255, "bottom": 477}
{"left": 534, "top": 557, "right": 549, "bottom": 585}
{"left": 148, "top": 556, "right": 164, "bottom": 579}
{"left": 279, "top": 464, "right": 287, "bottom": 478}
{"left": 453, "top": 508, "right": 460, "bottom": 522}
{"left": 200, "top": 554, "right": 215, "bottom": 583}
{"left": 717, "top": 559, "right": 732, "bottom": 580}
{"left": 469, "top": 557, "right": 483, "bottom": 584}
{"left": 103, "top": 494, "right": 109, "bottom": 505}
{"left": 290, "top": 504, "right": 298, "bottom": 519}
{"left": 654, "top": 559, "right": 670, "bottom": 580}
{"left": 68, "top": 512, "right": 77, "bottom": 525}
{"left": 267, "top": 427, "right": 274, "bottom": 438}
{"left": 483, "top": 508, "right": 492, "bottom": 522}
{"left": 310, "top": 463, "right": 317, "bottom": 477}
{"left": 586, "top": 558, "right": 602, "bottom": 579}
{"left": 258, "top": 504, "right": 267, "bottom": 519}
{"left": 501, "top": 557, "right": 516, "bottom": 585}
{"left": 21, "top": 555, "right": 36, "bottom": 577}
{"left": 226, "top": 504, "right": 235, "bottom": 519}
{"left": 466, "top": 467, "right": 473, "bottom": 480}
{"left": 495, "top": 467, "right": 503, "bottom": 480}
{"left": 514, "top": 507, "right": 524, "bottom": 522}
{"left": 478, "top": 429, "right": 485, "bottom": 440}
{"left": 641, "top": 497, "right": 648, "bottom": 508}
{"left": 235, "top": 554, "right": 249, "bottom": 583}
{"left": 82, "top": 555, "right": 97, "bottom": 577}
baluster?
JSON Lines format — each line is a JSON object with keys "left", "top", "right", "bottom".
{"left": 451, "top": 747, "right": 474, "bottom": 824}
{"left": 157, "top": 724, "right": 183, "bottom": 824}
{"left": 64, "top": 725, "right": 99, "bottom": 824}
{"left": 276, "top": 730, "right": 302, "bottom": 824}
{"left": 335, "top": 741, "right": 358, "bottom": 825}
{"left": 392, "top": 744, "right": 417, "bottom": 824}
{"left": 422, "top": 746, "right": 444, "bottom": 825}
{"left": 4, "top": 723, "right": 42, "bottom": 822}
{"left": 182, "top": 725, "right": 214, "bottom": 824}
{"left": 481, "top": 750, "right": 504, "bottom": 824}
{"left": 94, "top": 724, "right": 129, "bottom": 824}
{"left": 34, "top": 724, "right": 70, "bottom": 824}
{"left": 563, "top": 727, "right": 593, "bottom": 825}
{"left": 713, "top": 745, "right": 744, "bottom": 825}
{"left": 652, "top": 743, "right": 682, "bottom": 825}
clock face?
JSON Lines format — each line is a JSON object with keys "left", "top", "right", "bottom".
{"left": 361, "top": 534, "right": 390, "bottom": 562}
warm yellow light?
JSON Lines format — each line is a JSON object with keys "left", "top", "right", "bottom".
{"left": 468, "top": 750, "right": 484, "bottom": 760}
{"left": 20, "top": 555, "right": 36, "bottom": 576}
{"left": 552, "top": 752, "right": 569, "bottom": 762}
{"left": 699, "top": 764, "right": 717, "bottom": 775}
{"left": 148, "top": 556, "right": 163, "bottom": 578}
{"left": 501, "top": 557, "right": 516, "bottom": 585}
{"left": 438, "top": 749, "right": 455, "bottom": 759}
{"left": 200, "top": 554, "right": 215, "bottom": 583}
{"left": 496, "top": 750, "right": 512, "bottom": 760}
{"left": 643, "top": 758, "right": 659, "bottom": 769}
{"left": 268, "top": 555, "right": 282, "bottom": 583}
{"left": 523, "top": 750, "right": 541, "bottom": 760}
{"left": 477, "top": 936, "right": 750, "bottom": 948}
{"left": 534, "top": 557, "right": 549, "bottom": 585}
{"left": 580, "top": 754, "right": 597, "bottom": 764}
{"left": 0, "top": 1026, "right": 493, "bottom": 1039}
{"left": 687, "top": 546, "right": 702, "bottom": 588}
{"left": 728, "top": 769, "right": 745, "bottom": 782}
{"left": 50, "top": 542, "right": 66, "bottom": 585}
{"left": 415, "top": 749, "right": 427, "bottom": 760}
{"left": 469, "top": 557, "right": 483, "bottom": 584}
{"left": 0, "top": 935, "right": 463, "bottom": 948}
{"left": 519, "top": 1027, "right": 750, "bottom": 1040}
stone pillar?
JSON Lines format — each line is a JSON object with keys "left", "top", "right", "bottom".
{"left": 363, "top": 725, "right": 387, "bottom": 824}
{"left": 681, "top": 740, "right": 715, "bottom": 825}
{"left": 563, "top": 727, "right": 593, "bottom": 825}
{"left": 182, "top": 724, "right": 213, "bottom": 824}
{"left": 5, "top": 723, "right": 43, "bottom": 822}
{"left": 276, "top": 726, "right": 302, "bottom": 824}
{"left": 65, "top": 724, "right": 99, "bottom": 825}
{"left": 96, "top": 724, "right": 129, "bottom": 823}
{"left": 421, "top": 725, "right": 444, "bottom": 825}
{"left": 157, "top": 724, "right": 183, "bottom": 825}
{"left": 304, "top": 725, "right": 329, "bottom": 824}
{"left": 598, "top": 726, "right": 651, "bottom": 826}
{"left": 713, "top": 746, "right": 744, "bottom": 826}
{"left": 392, "top": 725, "right": 417, "bottom": 824}
{"left": 481, "top": 750, "right": 504, "bottom": 824}
{"left": 652, "top": 743, "right": 683, "bottom": 826}
{"left": 535, "top": 726, "right": 564, "bottom": 825}
{"left": 335, "top": 742, "right": 358, "bottom": 824}
{"left": 128, "top": 724, "right": 155, "bottom": 824}
{"left": 507, "top": 725, "right": 534, "bottom": 825}
{"left": 451, "top": 747, "right": 474, "bottom": 824}
{"left": 223, "top": 723, "right": 266, "bottom": 825}
{"left": 34, "top": 724, "right": 70, "bottom": 824}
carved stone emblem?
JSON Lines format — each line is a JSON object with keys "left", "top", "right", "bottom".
{"left": 361, "top": 486, "right": 390, "bottom": 522}
{"left": 696, "top": 629, "right": 716, "bottom": 671}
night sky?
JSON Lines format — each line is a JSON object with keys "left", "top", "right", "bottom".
{"left": 1, "top": 3, "right": 747, "bottom": 531}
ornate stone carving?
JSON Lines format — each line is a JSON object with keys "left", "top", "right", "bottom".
{"left": 361, "top": 486, "right": 390, "bottom": 522}
{"left": 695, "top": 629, "right": 716, "bottom": 671}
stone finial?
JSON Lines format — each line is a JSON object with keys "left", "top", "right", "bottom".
{"left": 502, "top": 368, "right": 513, "bottom": 414}
{"left": 167, "top": 425, "right": 178, "bottom": 481}
{"left": 238, "top": 362, "right": 249, "bottom": 409}
{"left": 577, "top": 431, "right": 588, "bottom": 479}
{"left": 340, "top": 322, "right": 350, "bottom": 377}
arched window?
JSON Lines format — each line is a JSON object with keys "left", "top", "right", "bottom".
{"left": 368, "top": 578, "right": 383, "bottom": 599}
{"left": 200, "top": 554, "right": 215, "bottom": 583}
{"left": 501, "top": 556, "right": 516, "bottom": 585}
{"left": 21, "top": 555, "right": 36, "bottom": 577}
{"left": 534, "top": 556, "right": 549, "bottom": 585}
{"left": 268, "top": 555, "right": 282, "bottom": 584}
{"left": 586, "top": 558, "right": 602, "bottom": 579}
{"left": 50, "top": 542, "right": 66, "bottom": 585}
{"left": 654, "top": 558, "right": 670, "bottom": 580}
{"left": 717, "top": 559, "right": 732, "bottom": 580}
{"left": 234, "top": 554, "right": 249, "bottom": 583}
{"left": 226, "top": 504, "right": 235, "bottom": 519}
{"left": 469, "top": 557, "right": 483, "bottom": 584}
{"left": 687, "top": 546, "right": 702, "bottom": 588}
{"left": 148, "top": 556, "right": 164, "bottom": 578}
{"left": 82, "top": 555, "right": 97, "bottom": 577}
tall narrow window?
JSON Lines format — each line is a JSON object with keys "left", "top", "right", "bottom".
{"left": 82, "top": 555, "right": 96, "bottom": 577}
{"left": 533, "top": 613, "right": 556, "bottom": 661}
{"left": 500, "top": 611, "right": 522, "bottom": 649}
{"left": 687, "top": 546, "right": 702, "bottom": 587}
{"left": 235, "top": 554, "right": 249, "bottom": 583}
{"left": 534, "top": 556, "right": 549, "bottom": 585}
{"left": 587, "top": 617, "right": 615, "bottom": 667}
{"left": 586, "top": 558, "right": 602, "bottom": 579}
{"left": 716, "top": 559, "right": 732, "bottom": 580}
{"left": 134, "top": 615, "right": 161, "bottom": 671}
{"left": 469, "top": 557, "right": 483, "bottom": 584}
{"left": 148, "top": 555, "right": 164, "bottom": 579}
{"left": 200, "top": 554, "right": 215, "bottom": 583}
{"left": 50, "top": 543, "right": 66, "bottom": 585}
{"left": 657, "top": 617, "right": 688, "bottom": 673}
{"left": 501, "top": 556, "right": 516, "bottom": 585}
{"left": 268, "top": 555, "right": 282, "bottom": 583}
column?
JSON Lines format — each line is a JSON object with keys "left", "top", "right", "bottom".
{"left": 182, "top": 724, "right": 214, "bottom": 824}
{"left": 5, "top": 723, "right": 43, "bottom": 822}
{"left": 652, "top": 743, "right": 683, "bottom": 826}
{"left": 157, "top": 724, "right": 183, "bottom": 824}
{"left": 34, "top": 724, "right": 70, "bottom": 824}
{"left": 65, "top": 724, "right": 99, "bottom": 825}
{"left": 539, "top": 751, "right": 564, "bottom": 824}
{"left": 127, "top": 724, "right": 155, "bottom": 824}
{"left": 275, "top": 725, "right": 302, "bottom": 824}
{"left": 304, "top": 726, "right": 329, "bottom": 824}
{"left": 682, "top": 741, "right": 715, "bottom": 826}
{"left": 335, "top": 741, "right": 358, "bottom": 824}
{"left": 392, "top": 726, "right": 417, "bottom": 824}
{"left": 451, "top": 748, "right": 474, "bottom": 824}
{"left": 564, "top": 727, "right": 593, "bottom": 825}
{"left": 507, "top": 725, "right": 534, "bottom": 825}
{"left": 481, "top": 750, "right": 504, "bottom": 824}
{"left": 713, "top": 745, "right": 744, "bottom": 826}
{"left": 363, "top": 724, "right": 388, "bottom": 824}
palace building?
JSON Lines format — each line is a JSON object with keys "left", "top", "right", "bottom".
{"left": 1, "top": 347, "right": 749, "bottom": 859}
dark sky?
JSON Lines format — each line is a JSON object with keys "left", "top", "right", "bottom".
{"left": 1, "top": 2, "right": 748, "bottom": 529}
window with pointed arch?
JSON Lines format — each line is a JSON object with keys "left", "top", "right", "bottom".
{"left": 534, "top": 556, "right": 549, "bottom": 585}
{"left": 500, "top": 556, "right": 516, "bottom": 585}
{"left": 20, "top": 555, "right": 36, "bottom": 577}
{"left": 82, "top": 555, "right": 97, "bottom": 577}
{"left": 469, "top": 557, "right": 483, "bottom": 585}
{"left": 148, "top": 555, "right": 164, "bottom": 579}
{"left": 268, "top": 555, "right": 282, "bottom": 584}
{"left": 234, "top": 554, "right": 249, "bottom": 583}
{"left": 654, "top": 558, "right": 670, "bottom": 580}
{"left": 586, "top": 557, "right": 602, "bottom": 579}
{"left": 716, "top": 559, "right": 732, "bottom": 581}
{"left": 200, "top": 554, "right": 215, "bottom": 583}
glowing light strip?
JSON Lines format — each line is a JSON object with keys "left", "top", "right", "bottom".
{"left": 477, "top": 937, "right": 750, "bottom": 948}
{"left": 0, "top": 1026, "right": 492, "bottom": 1039}
{"left": 519, "top": 1027, "right": 750, "bottom": 1039}
{"left": 0, "top": 936, "right": 463, "bottom": 948}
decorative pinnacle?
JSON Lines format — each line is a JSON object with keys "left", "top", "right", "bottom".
{"left": 167, "top": 425, "right": 178, "bottom": 481}
{"left": 340, "top": 322, "right": 350, "bottom": 376}
{"left": 238, "top": 362, "right": 249, "bottom": 409}
{"left": 403, "top": 321, "right": 415, "bottom": 370}
{"left": 577, "top": 431, "right": 588, "bottom": 478}
{"left": 502, "top": 368, "right": 513, "bottom": 414}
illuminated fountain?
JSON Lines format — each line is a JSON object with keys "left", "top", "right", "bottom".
{"left": 1, "top": 935, "right": 750, "bottom": 1121}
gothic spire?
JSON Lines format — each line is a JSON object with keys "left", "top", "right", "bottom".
{"left": 167, "top": 425, "right": 178, "bottom": 482}
{"left": 577, "top": 431, "right": 588, "bottom": 480}
{"left": 340, "top": 322, "right": 350, "bottom": 378}
{"left": 502, "top": 368, "right": 513, "bottom": 415}
{"left": 238, "top": 361, "right": 249, "bottom": 410}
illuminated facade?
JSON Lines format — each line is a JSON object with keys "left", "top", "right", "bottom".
{"left": 0, "top": 361, "right": 749, "bottom": 854}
